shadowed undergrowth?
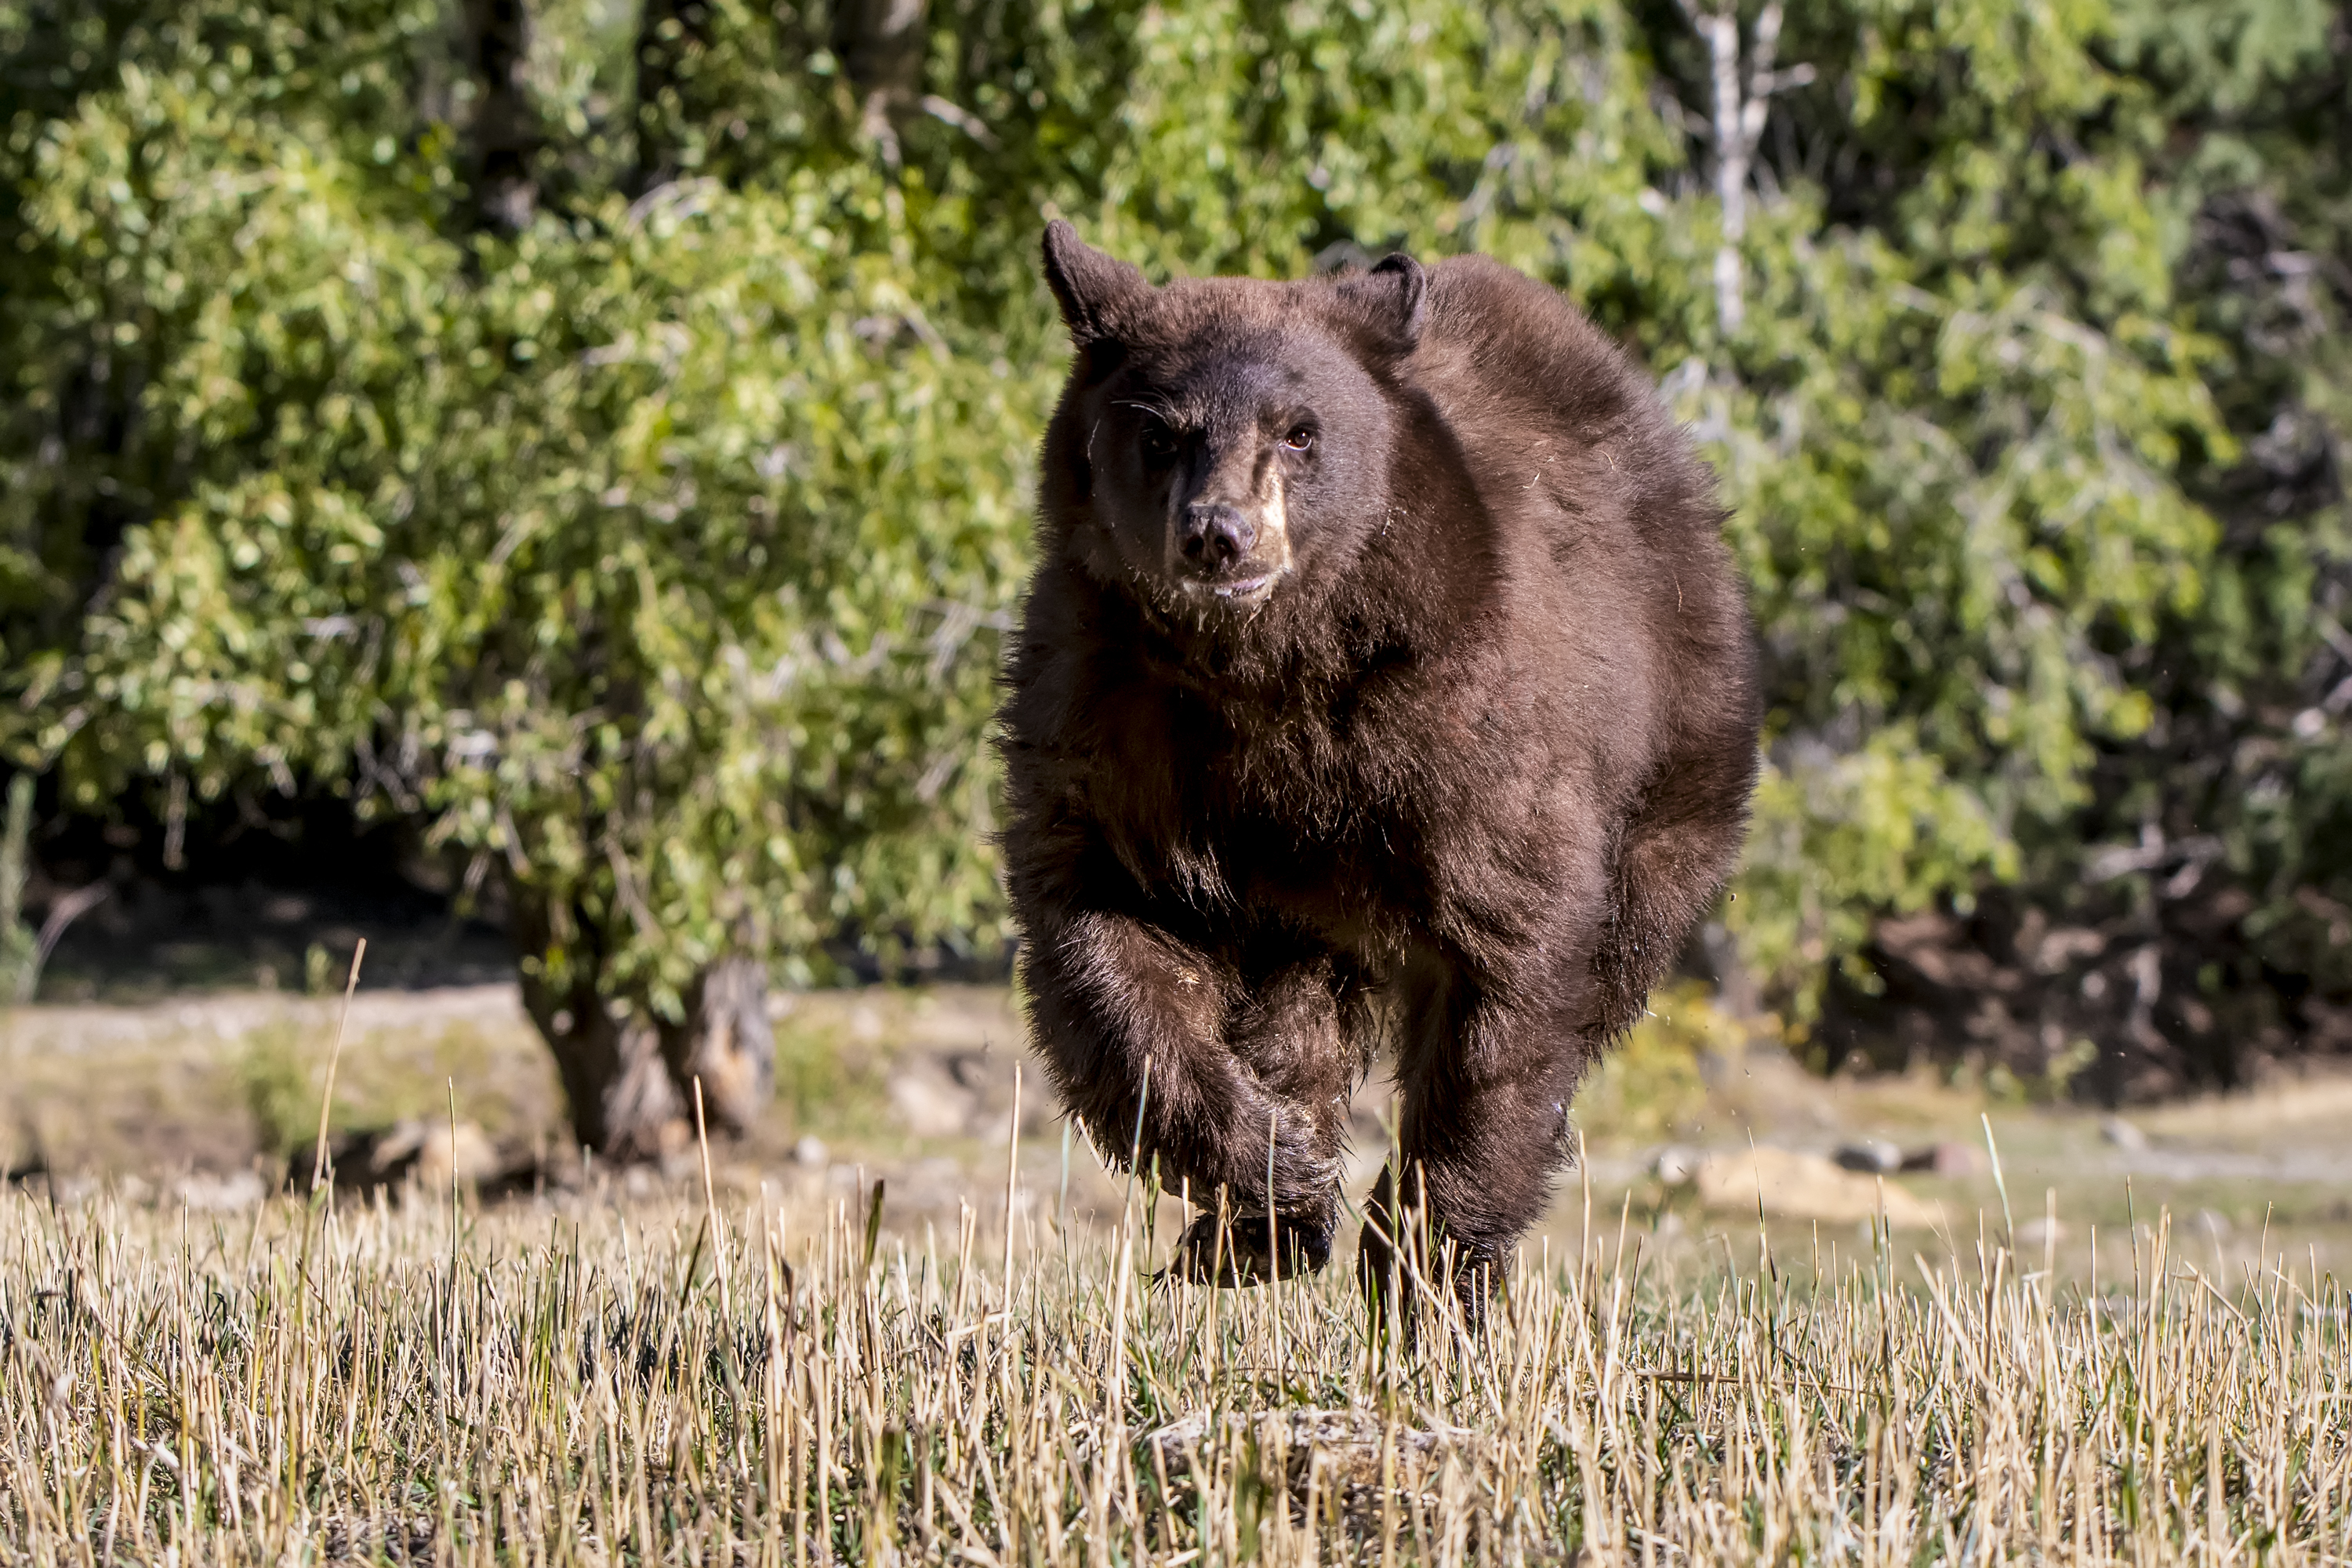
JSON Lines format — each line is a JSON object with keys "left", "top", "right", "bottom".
{"left": 0, "top": 1174, "right": 2345, "bottom": 1564}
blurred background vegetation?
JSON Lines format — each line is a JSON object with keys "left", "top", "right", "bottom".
{"left": 2, "top": 0, "right": 2347, "bottom": 1154}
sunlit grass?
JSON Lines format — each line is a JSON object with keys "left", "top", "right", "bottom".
{"left": 3, "top": 1148, "right": 2346, "bottom": 1566}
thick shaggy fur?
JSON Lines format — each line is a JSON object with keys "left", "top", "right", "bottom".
{"left": 1000, "top": 224, "right": 1762, "bottom": 1305}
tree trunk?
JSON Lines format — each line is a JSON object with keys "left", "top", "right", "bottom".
{"left": 521, "top": 968, "right": 687, "bottom": 1160}
{"left": 463, "top": 0, "right": 543, "bottom": 230}
{"left": 517, "top": 941, "right": 686, "bottom": 1160}
{"left": 513, "top": 895, "right": 772, "bottom": 1158}
{"left": 659, "top": 954, "right": 776, "bottom": 1136}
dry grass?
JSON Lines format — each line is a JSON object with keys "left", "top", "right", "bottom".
{"left": 2, "top": 1138, "right": 2346, "bottom": 1567}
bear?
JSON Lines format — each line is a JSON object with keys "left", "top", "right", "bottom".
{"left": 999, "top": 222, "right": 1762, "bottom": 1313}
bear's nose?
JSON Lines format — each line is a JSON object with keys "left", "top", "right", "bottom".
{"left": 1181, "top": 503, "right": 1257, "bottom": 568}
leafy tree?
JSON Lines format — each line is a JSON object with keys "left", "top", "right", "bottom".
{"left": 1789, "top": 0, "right": 2352, "bottom": 1094}
{"left": 1, "top": 0, "right": 1043, "bottom": 1151}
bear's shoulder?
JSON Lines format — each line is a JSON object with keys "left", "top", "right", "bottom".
{"left": 1414, "top": 255, "right": 1653, "bottom": 427}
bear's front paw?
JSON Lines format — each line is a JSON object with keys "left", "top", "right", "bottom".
{"left": 1162, "top": 1209, "right": 1333, "bottom": 1287}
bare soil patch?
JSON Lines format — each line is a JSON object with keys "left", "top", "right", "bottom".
{"left": 5, "top": 983, "right": 2349, "bottom": 1287}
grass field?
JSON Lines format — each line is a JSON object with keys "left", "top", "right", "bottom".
{"left": 5, "top": 983, "right": 2350, "bottom": 1562}
{"left": 4, "top": 1145, "right": 2347, "bottom": 1565}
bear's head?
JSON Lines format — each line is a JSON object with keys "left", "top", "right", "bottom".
{"left": 1036, "top": 222, "right": 1426, "bottom": 634}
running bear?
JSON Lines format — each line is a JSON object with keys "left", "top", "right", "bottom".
{"left": 1000, "top": 223, "right": 1762, "bottom": 1311}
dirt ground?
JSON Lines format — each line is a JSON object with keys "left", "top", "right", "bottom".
{"left": 4, "top": 982, "right": 2347, "bottom": 1291}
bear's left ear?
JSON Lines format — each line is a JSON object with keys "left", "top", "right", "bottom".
{"left": 1338, "top": 252, "right": 1428, "bottom": 355}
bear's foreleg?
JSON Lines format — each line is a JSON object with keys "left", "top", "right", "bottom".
{"left": 1166, "top": 958, "right": 1359, "bottom": 1282}
{"left": 1021, "top": 910, "right": 1348, "bottom": 1276}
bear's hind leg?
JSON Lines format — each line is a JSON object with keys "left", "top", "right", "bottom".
{"left": 1592, "top": 720, "right": 1759, "bottom": 1043}
{"left": 1359, "top": 959, "right": 1589, "bottom": 1322}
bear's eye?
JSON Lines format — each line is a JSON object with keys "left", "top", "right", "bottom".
{"left": 1281, "top": 425, "right": 1316, "bottom": 453}
{"left": 1138, "top": 420, "right": 1177, "bottom": 462}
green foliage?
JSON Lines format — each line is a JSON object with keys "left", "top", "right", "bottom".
{"left": 1573, "top": 981, "right": 1748, "bottom": 1144}
{"left": 770, "top": 1014, "right": 887, "bottom": 1135}
{"left": 2102, "top": 0, "right": 2352, "bottom": 1011}
{"left": 0, "top": 777, "right": 37, "bottom": 1004}
{"left": 234, "top": 1022, "right": 314, "bottom": 1157}
{"left": 2, "top": 0, "right": 1047, "bottom": 1015}
{"left": 2, "top": 0, "right": 2345, "bottom": 1065}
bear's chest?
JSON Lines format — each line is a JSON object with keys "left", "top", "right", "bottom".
{"left": 1086, "top": 677, "right": 1428, "bottom": 938}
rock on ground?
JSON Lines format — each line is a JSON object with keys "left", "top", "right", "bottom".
{"left": 1145, "top": 1407, "right": 1479, "bottom": 1500}
{"left": 1691, "top": 1147, "right": 1941, "bottom": 1227}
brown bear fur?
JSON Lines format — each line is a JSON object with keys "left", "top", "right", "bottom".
{"left": 1000, "top": 223, "right": 1761, "bottom": 1308}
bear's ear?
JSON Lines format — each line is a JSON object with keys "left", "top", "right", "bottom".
{"left": 1338, "top": 252, "right": 1428, "bottom": 355}
{"left": 1042, "top": 220, "right": 1149, "bottom": 347}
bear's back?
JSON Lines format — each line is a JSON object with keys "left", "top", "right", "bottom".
{"left": 1408, "top": 256, "right": 1721, "bottom": 564}
{"left": 1392, "top": 255, "right": 1752, "bottom": 800}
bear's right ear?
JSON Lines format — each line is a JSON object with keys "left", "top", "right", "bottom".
{"left": 1042, "top": 220, "right": 1148, "bottom": 347}
{"left": 1337, "top": 252, "right": 1428, "bottom": 355}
